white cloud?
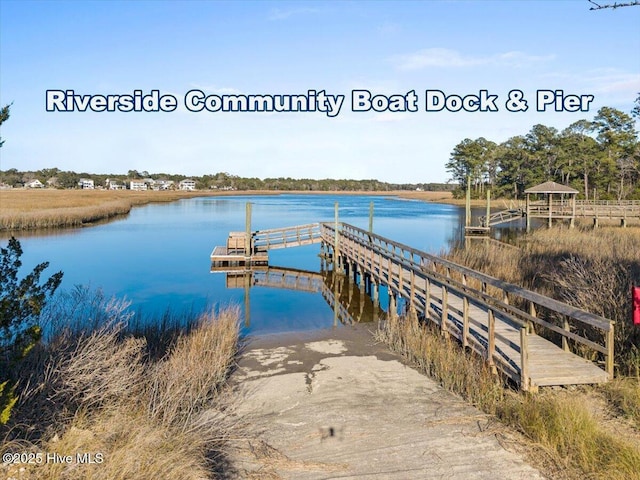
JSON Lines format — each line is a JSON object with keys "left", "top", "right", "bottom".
{"left": 392, "top": 48, "right": 555, "bottom": 71}
{"left": 539, "top": 69, "right": 639, "bottom": 102}
{"left": 267, "top": 7, "right": 321, "bottom": 21}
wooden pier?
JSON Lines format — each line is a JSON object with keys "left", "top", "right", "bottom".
{"left": 212, "top": 208, "right": 615, "bottom": 392}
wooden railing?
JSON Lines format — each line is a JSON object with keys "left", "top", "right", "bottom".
{"left": 528, "top": 200, "right": 640, "bottom": 219}
{"left": 320, "top": 222, "right": 614, "bottom": 389}
{"left": 253, "top": 223, "right": 322, "bottom": 252}
{"left": 479, "top": 209, "right": 523, "bottom": 227}
{"left": 252, "top": 267, "right": 323, "bottom": 293}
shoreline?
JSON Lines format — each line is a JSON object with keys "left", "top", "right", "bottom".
{"left": 0, "top": 188, "right": 461, "bottom": 232}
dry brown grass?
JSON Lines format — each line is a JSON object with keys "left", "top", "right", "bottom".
{"left": 0, "top": 307, "right": 242, "bottom": 480}
{"left": 0, "top": 189, "right": 244, "bottom": 230}
{"left": 447, "top": 226, "right": 640, "bottom": 376}
{"left": 603, "top": 378, "right": 640, "bottom": 429}
{"left": 392, "top": 190, "right": 455, "bottom": 202}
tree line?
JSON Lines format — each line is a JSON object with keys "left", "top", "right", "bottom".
{"left": 0, "top": 167, "right": 451, "bottom": 193}
{"left": 446, "top": 103, "right": 640, "bottom": 200}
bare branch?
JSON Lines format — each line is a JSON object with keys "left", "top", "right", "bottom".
{"left": 589, "top": 0, "right": 640, "bottom": 10}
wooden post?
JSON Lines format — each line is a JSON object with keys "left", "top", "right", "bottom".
{"left": 485, "top": 189, "right": 491, "bottom": 228}
{"left": 333, "top": 275, "right": 339, "bottom": 327}
{"left": 488, "top": 308, "right": 496, "bottom": 373}
{"left": 528, "top": 301, "right": 537, "bottom": 335}
{"left": 562, "top": 316, "right": 570, "bottom": 351}
{"left": 389, "top": 291, "right": 397, "bottom": 319}
{"left": 462, "top": 296, "right": 469, "bottom": 348}
{"left": 372, "top": 280, "right": 379, "bottom": 306}
{"left": 606, "top": 323, "right": 614, "bottom": 378}
{"left": 409, "top": 269, "right": 416, "bottom": 314}
{"left": 526, "top": 193, "right": 531, "bottom": 233}
{"left": 571, "top": 193, "right": 576, "bottom": 229}
{"left": 441, "top": 285, "right": 448, "bottom": 335}
{"left": 520, "top": 326, "right": 530, "bottom": 391}
{"left": 334, "top": 202, "right": 341, "bottom": 274}
{"left": 245, "top": 202, "right": 252, "bottom": 255}
{"left": 465, "top": 176, "right": 471, "bottom": 227}
{"left": 244, "top": 272, "right": 251, "bottom": 328}
{"left": 425, "top": 277, "right": 431, "bottom": 319}
{"left": 548, "top": 193, "right": 552, "bottom": 228}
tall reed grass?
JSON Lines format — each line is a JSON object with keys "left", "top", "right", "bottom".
{"left": 0, "top": 287, "right": 242, "bottom": 480}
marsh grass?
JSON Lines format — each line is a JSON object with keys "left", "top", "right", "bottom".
{"left": 0, "top": 290, "right": 242, "bottom": 480}
{"left": 602, "top": 378, "right": 640, "bottom": 429}
{"left": 0, "top": 189, "right": 246, "bottom": 231}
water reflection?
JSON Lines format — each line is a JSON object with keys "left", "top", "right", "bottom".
{"left": 215, "top": 264, "right": 381, "bottom": 333}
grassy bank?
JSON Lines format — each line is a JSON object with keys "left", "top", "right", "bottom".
{"left": 0, "top": 293, "right": 242, "bottom": 480}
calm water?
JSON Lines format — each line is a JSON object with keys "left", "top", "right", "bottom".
{"left": 5, "top": 194, "right": 464, "bottom": 335}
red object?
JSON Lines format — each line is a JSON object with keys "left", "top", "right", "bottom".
{"left": 633, "top": 286, "right": 640, "bottom": 326}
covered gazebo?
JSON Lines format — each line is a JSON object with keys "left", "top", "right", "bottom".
{"left": 524, "top": 181, "right": 579, "bottom": 232}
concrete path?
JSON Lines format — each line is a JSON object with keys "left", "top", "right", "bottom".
{"left": 230, "top": 325, "right": 545, "bottom": 479}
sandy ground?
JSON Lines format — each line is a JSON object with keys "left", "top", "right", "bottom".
{"left": 229, "top": 325, "right": 545, "bottom": 479}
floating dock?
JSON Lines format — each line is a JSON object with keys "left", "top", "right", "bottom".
{"left": 210, "top": 231, "right": 268, "bottom": 271}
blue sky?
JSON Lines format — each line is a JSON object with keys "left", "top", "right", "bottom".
{"left": 1, "top": 0, "right": 639, "bottom": 183}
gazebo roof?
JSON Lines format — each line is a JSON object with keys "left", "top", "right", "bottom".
{"left": 524, "top": 181, "right": 579, "bottom": 194}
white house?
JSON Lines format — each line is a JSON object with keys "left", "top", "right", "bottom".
{"left": 78, "top": 178, "right": 95, "bottom": 189}
{"left": 155, "top": 179, "right": 175, "bottom": 190}
{"left": 106, "top": 179, "right": 124, "bottom": 190}
{"left": 179, "top": 179, "right": 197, "bottom": 191}
{"left": 25, "top": 179, "right": 43, "bottom": 188}
{"left": 130, "top": 180, "right": 148, "bottom": 191}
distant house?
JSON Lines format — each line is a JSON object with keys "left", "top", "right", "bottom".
{"left": 130, "top": 180, "right": 148, "bottom": 191}
{"left": 155, "top": 179, "right": 175, "bottom": 191}
{"left": 78, "top": 178, "right": 95, "bottom": 189}
{"left": 179, "top": 179, "right": 197, "bottom": 191}
{"left": 106, "top": 179, "right": 124, "bottom": 190}
{"left": 25, "top": 179, "right": 43, "bottom": 188}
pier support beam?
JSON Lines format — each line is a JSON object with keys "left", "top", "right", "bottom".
{"left": 485, "top": 189, "right": 491, "bottom": 228}
{"left": 465, "top": 176, "right": 471, "bottom": 228}
{"left": 371, "top": 281, "right": 379, "bottom": 306}
{"left": 245, "top": 202, "right": 252, "bottom": 255}
{"left": 389, "top": 291, "right": 397, "bottom": 319}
